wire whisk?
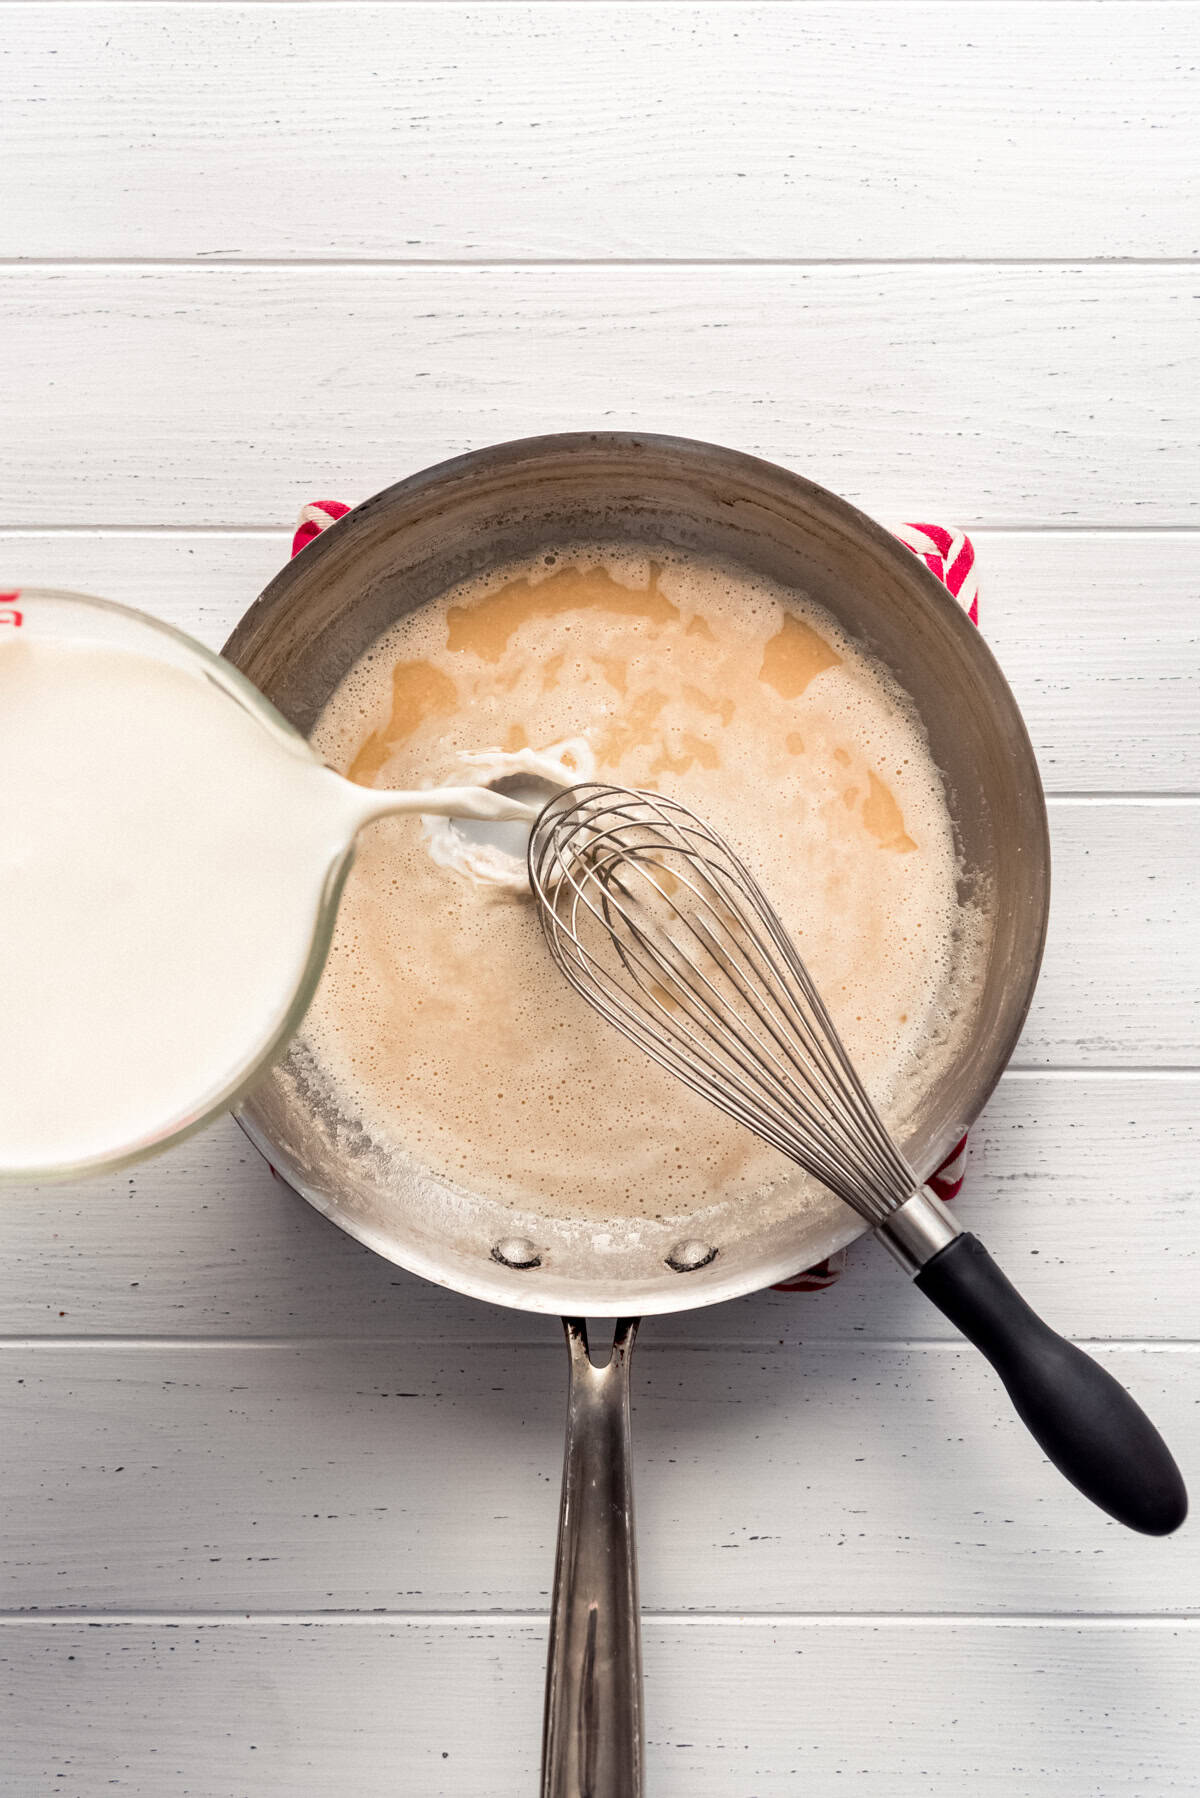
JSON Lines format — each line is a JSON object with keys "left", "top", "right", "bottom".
{"left": 527, "top": 780, "right": 918, "bottom": 1227}
{"left": 526, "top": 779, "right": 1188, "bottom": 1538}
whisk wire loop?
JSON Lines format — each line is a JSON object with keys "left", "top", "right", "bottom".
{"left": 529, "top": 783, "right": 920, "bottom": 1226}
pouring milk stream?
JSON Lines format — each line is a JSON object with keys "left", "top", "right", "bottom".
{"left": 0, "top": 590, "right": 538, "bottom": 1180}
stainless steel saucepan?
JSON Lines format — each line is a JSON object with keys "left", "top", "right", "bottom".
{"left": 224, "top": 433, "right": 1051, "bottom": 1796}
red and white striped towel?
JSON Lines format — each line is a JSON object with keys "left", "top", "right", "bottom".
{"left": 288, "top": 504, "right": 981, "bottom": 1292}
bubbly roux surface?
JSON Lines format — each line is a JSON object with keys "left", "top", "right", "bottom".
{"left": 304, "top": 549, "right": 983, "bottom": 1223}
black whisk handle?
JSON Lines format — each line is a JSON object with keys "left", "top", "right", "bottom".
{"left": 915, "top": 1232, "right": 1187, "bottom": 1537}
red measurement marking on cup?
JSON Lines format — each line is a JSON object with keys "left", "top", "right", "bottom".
{"left": 0, "top": 592, "right": 22, "bottom": 627}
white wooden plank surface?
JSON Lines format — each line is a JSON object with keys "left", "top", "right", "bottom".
{"left": 2, "top": 1074, "right": 1197, "bottom": 1343}
{"left": 4, "top": 529, "right": 1197, "bottom": 790}
{"left": 976, "top": 533, "right": 1200, "bottom": 792}
{"left": 9, "top": 1618, "right": 1200, "bottom": 1798}
{"left": 4, "top": 1618, "right": 1198, "bottom": 1798}
{"left": 3, "top": 3, "right": 1197, "bottom": 262}
{"left": 1022, "top": 802, "right": 1199, "bottom": 1067}
{"left": 4, "top": 2, "right": 1199, "bottom": 1790}
{"left": 2, "top": 267, "right": 1197, "bottom": 527}
{"left": 1, "top": 1342, "right": 1194, "bottom": 1616}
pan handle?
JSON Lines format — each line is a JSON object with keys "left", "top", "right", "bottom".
{"left": 542, "top": 1317, "right": 643, "bottom": 1798}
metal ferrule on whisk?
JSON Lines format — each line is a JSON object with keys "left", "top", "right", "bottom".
{"left": 874, "top": 1186, "right": 963, "bottom": 1276}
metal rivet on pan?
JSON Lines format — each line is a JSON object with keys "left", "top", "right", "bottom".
{"left": 491, "top": 1237, "right": 542, "bottom": 1270}
{"left": 666, "top": 1239, "right": 718, "bottom": 1273}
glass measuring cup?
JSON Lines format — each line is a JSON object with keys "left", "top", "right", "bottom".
{"left": 0, "top": 588, "right": 535, "bottom": 1184}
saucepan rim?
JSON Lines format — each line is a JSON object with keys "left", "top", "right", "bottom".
{"left": 227, "top": 431, "right": 1050, "bottom": 1316}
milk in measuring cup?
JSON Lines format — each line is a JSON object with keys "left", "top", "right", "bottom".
{"left": 0, "top": 631, "right": 369, "bottom": 1175}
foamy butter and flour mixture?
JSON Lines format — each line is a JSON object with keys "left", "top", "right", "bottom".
{"left": 306, "top": 548, "right": 982, "bottom": 1226}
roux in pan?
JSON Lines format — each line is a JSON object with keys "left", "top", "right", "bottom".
{"left": 303, "top": 548, "right": 983, "bottom": 1224}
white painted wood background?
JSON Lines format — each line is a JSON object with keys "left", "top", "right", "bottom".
{"left": 1, "top": 3, "right": 1198, "bottom": 1792}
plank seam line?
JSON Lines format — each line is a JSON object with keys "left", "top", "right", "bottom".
{"left": 2, "top": 257, "right": 1198, "bottom": 270}
{"left": 1043, "top": 792, "right": 1200, "bottom": 803}
{"left": 1008, "top": 1063, "right": 1200, "bottom": 1074}
{"left": 1003, "top": 1067, "right": 1200, "bottom": 1079}
{"left": 0, "top": 1612, "right": 1195, "bottom": 1630}
{"left": 0, "top": 1337, "right": 1194, "bottom": 1351}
